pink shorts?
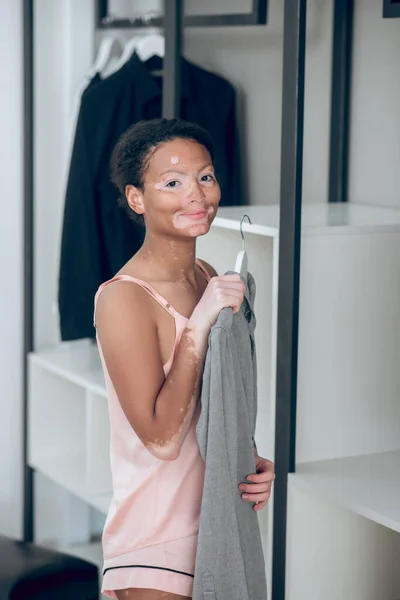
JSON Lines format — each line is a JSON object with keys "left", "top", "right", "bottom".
{"left": 102, "top": 533, "right": 198, "bottom": 598}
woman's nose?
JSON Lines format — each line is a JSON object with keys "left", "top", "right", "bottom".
{"left": 188, "top": 181, "right": 205, "bottom": 202}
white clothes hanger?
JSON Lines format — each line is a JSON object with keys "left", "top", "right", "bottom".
{"left": 104, "top": 32, "right": 165, "bottom": 78}
{"left": 89, "top": 36, "right": 123, "bottom": 78}
{"left": 105, "top": 35, "right": 139, "bottom": 76}
{"left": 234, "top": 214, "right": 252, "bottom": 279}
{"left": 136, "top": 33, "right": 165, "bottom": 62}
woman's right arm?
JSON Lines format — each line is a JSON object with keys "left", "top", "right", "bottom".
{"left": 95, "top": 274, "right": 245, "bottom": 461}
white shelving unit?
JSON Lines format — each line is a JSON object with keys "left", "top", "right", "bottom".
{"left": 28, "top": 341, "right": 112, "bottom": 516}
{"left": 198, "top": 203, "right": 400, "bottom": 599}
{"left": 29, "top": 203, "right": 400, "bottom": 599}
{"left": 290, "top": 449, "right": 400, "bottom": 533}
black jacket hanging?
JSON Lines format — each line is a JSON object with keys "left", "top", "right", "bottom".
{"left": 58, "top": 53, "right": 244, "bottom": 342}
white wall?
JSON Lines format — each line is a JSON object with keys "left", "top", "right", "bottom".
{"left": 184, "top": 0, "right": 284, "bottom": 206}
{"left": 34, "top": 0, "right": 95, "bottom": 350}
{"left": 33, "top": 0, "right": 96, "bottom": 546}
{"left": 0, "top": 0, "right": 24, "bottom": 539}
{"left": 349, "top": 0, "right": 400, "bottom": 208}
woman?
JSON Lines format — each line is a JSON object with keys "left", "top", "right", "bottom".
{"left": 94, "top": 118, "right": 274, "bottom": 600}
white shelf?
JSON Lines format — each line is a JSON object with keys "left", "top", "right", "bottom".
{"left": 30, "top": 453, "right": 111, "bottom": 515}
{"left": 289, "top": 449, "right": 400, "bottom": 532}
{"left": 214, "top": 203, "right": 400, "bottom": 237}
{"left": 30, "top": 340, "right": 106, "bottom": 398}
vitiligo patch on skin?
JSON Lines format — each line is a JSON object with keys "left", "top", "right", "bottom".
{"left": 173, "top": 212, "right": 208, "bottom": 230}
{"left": 171, "top": 155, "right": 180, "bottom": 164}
{"left": 145, "top": 331, "right": 202, "bottom": 459}
{"left": 154, "top": 182, "right": 163, "bottom": 191}
{"left": 172, "top": 204, "right": 214, "bottom": 231}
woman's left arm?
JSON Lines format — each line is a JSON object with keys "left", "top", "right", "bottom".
{"left": 238, "top": 440, "right": 275, "bottom": 511}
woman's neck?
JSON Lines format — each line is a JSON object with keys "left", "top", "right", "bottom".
{"left": 135, "top": 234, "right": 198, "bottom": 283}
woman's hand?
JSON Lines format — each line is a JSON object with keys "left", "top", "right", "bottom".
{"left": 239, "top": 454, "right": 275, "bottom": 511}
{"left": 189, "top": 274, "right": 245, "bottom": 332}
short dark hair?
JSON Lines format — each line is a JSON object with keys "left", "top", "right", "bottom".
{"left": 110, "top": 118, "right": 215, "bottom": 226}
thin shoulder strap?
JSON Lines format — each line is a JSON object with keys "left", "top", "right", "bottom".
{"left": 93, "top": 274, "right": 179, "bottom": 326}
{"left": 196, "top": 259, "right": 211, "bottom": 282}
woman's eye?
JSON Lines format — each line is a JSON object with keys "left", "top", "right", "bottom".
{"left": 166, "top": 180, "right": 180, "bottom": 188}
{"left": 201, "top": 174, "right": 215, "bottom": 182}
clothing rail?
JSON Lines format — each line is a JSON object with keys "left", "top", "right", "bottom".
{"left": 95, "top": 1, "right": 268, "bottom": 133}
{"left": 96, "top": 0, "right": 268, "bottom": 29}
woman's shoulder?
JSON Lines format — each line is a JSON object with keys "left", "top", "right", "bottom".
{"left": 94, "top": 273, "right": 156, "bottom": 332}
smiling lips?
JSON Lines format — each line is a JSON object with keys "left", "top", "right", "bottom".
{"left": 182, "top": 209, "right": 208, "bottom": 220}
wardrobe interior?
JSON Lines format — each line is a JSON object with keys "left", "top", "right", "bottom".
{"left": 27, "top": 1, "right": 400, "bottom": 599}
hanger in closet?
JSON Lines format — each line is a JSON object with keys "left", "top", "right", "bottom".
{"left": 104, "top": 35, "right": 138, "bottom": 76}
{"left": 234, "top": 214, "right": 252, "bottom": 279}
{"left": 105, "top": 32, "right": 165, "bottom": 78}
{"left": 136, "top": 33, "right": 165, "bottom": 76}
{"left": 90, "top": 36, "right": 123, "bottom": 78}
{"left": 136, "top": 33, "right": 165, "bottom": 62}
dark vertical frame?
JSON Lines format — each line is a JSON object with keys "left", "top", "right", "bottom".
{"left": 272, "top": 0, "right": 307, "bottom": 598}
{"left": 328, "top": 0, "right": 354, "bottom": 203}
{"left": 383, "top": 0, "right": 400, "bottom": 18}
{"left": 254, "top": 0, "right": 268, "bottom": 24}
{"left": 162, "top": 0, "right": 183, "bottom": 119}
{"left": 96, "top": 0, "right": 108, "bottom": 28}
{"left": 23, "top": 0, "right": 35, "bottom": 543}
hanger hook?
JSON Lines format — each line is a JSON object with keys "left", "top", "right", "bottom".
{"left": 240, "top": 214, "right": 252, "bottom": 250}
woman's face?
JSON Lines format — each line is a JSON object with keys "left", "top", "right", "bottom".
{"left": 127, "top": 138, "right": 221, "bottom": 238}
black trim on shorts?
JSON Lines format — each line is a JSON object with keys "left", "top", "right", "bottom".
{"left": 103, "top": 564, "right": 194, "bottom": 578}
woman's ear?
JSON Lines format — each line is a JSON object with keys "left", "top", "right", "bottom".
{"left": 126, "top": 185, "right": 145, "bottom": 215}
